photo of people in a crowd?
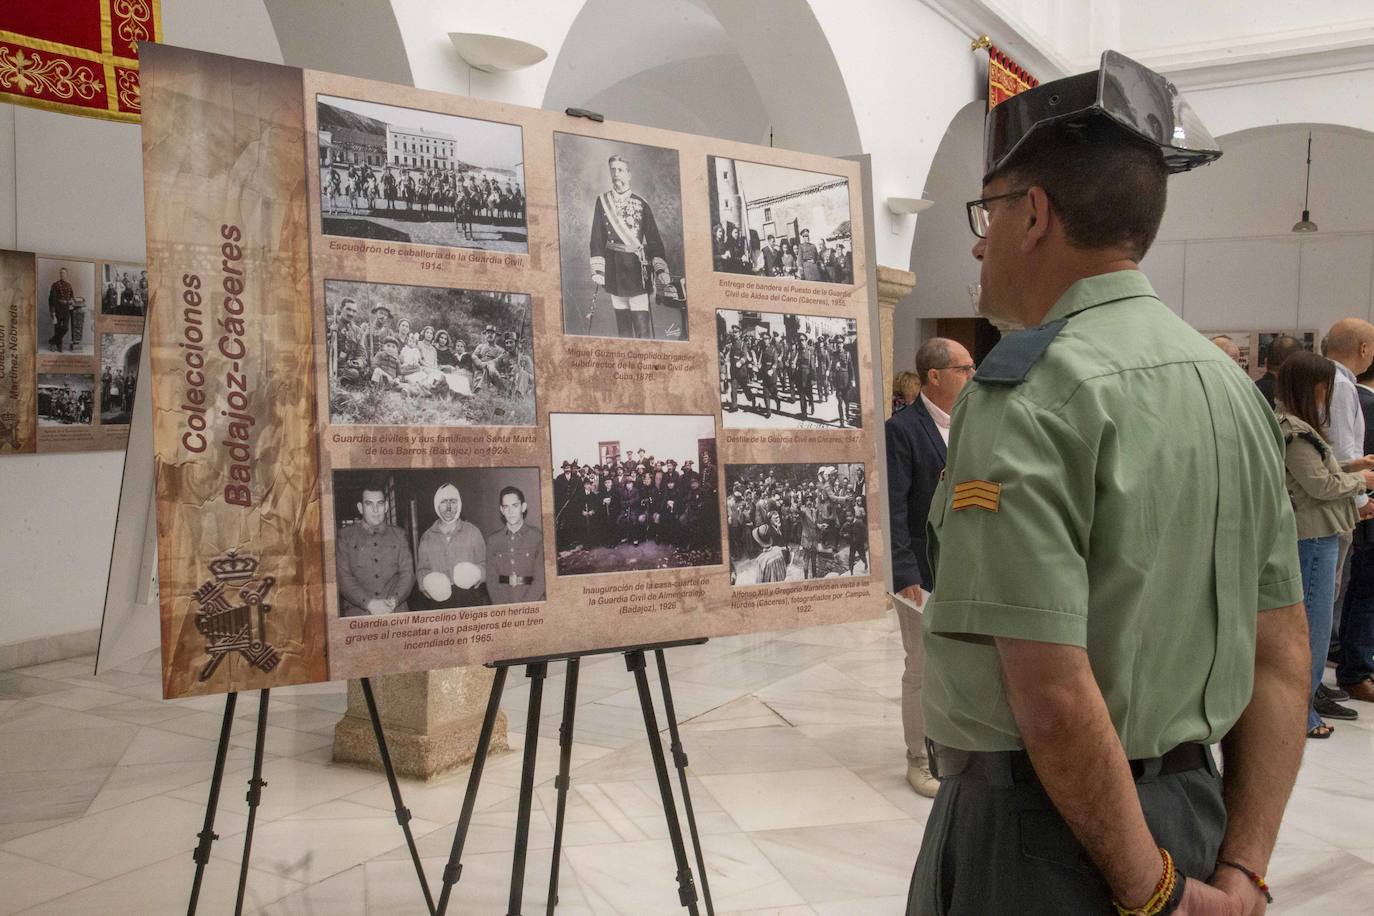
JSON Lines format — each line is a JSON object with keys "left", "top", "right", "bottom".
{"left": 718, "top": 309, "right": 862, "bottom": 429}
{"left": 549, "top": 413, "right": 721, "bottom": 576}
{"left": 98, "top": 332, "right": 142, "bottom": 425}
{"left": 708, "top": 157, "right": 853, "bottom": 285}
{"left": 36, "top": 257, "right": 95, "bottom": 355}
{"left": 99, "top": 263, "right": 148, "bottom": 317}
{"left": 317, "top": 95, "right": 527, "bottom": 253}
{"left": 325, "top": 279, "right": 535, "bottom": 427}
{"left": 725, "top": 462, "right": 868, "bottom": 585}
{"left": 332, "top": 467, "right": 545, "bottom": 617}
{"left": 554, "top": 133, "right": 688, "bottom": 341}
{"left": 37, "top": 373, "right": 94, "bottom": 427}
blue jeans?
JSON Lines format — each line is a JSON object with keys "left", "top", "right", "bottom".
{"left": 1299, "top": 536, "right": 1340, "bottom": 730}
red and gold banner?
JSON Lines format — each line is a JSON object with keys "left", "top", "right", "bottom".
{"left": 0, "top": 0, "right": 162, "bottom": 123}
{"left": 987, "top": 44, "right": 1038, "bottom": 111}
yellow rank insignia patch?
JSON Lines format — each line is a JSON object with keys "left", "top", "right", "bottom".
{"left": 952, "top": 480, "right": 1001, "bottom": 512}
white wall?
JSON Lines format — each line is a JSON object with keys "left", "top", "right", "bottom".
{"left": 0, "top": 0, "right": 284, "bottom": 651}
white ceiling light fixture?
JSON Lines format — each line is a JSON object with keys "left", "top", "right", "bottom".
{"left": 1292, "top": 131, "right": 1318, "bottom": 233}
{"left": 887, "top": 197, "right": 935, "bottom": 216}
{"left": 449, "top": 32, "right": 548, "bottom": 73}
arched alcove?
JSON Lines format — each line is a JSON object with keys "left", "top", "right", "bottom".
{"left": 541, "top": 0, "right": 860, "bottom": 156}
{"left": 897, "top": 100, "right": 984, "bottom": 373}
{"left": 898, "top": 109, "right": 1374, "bottom": 371}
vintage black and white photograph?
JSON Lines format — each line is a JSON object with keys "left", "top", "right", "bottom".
{"left": 554, "top": 133, "right": 688, "bottom": 341}
{"left": 726, "top": 462, "right": 868, "bottom": 585}
{"left": 99, "top": 332, "right": 142, "bottom": 425}
{"left": 37, "top": 373, "right": 94, "bottom": 427}
{"left": 718, "top": 309, "right": 862, "bottom": 429}
{"left": 708, "top": 156, "right": 853, "bottom": 284}
{"left": 36, "top": 257, "right": 95, "bottom": 355}
{"left": 325, "top": 279, "right": 535, "bottom": 427}
{"left": 100, "top": 262, "right": 148, "bottom": 316}
{"left": 332, "top": 466, "right": 545, "bottom": 616}
{"left": 317, "top": 95, "right": 527, "bottom": 252}
{"left": 549, "top": 413, "right": 720, "bottom": 575}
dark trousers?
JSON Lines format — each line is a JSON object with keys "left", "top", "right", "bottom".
{"left": 1337, "top": 528, "right": 1374, "bottom": 685}
{"left": 908, "top": 750, "right": 1225, "bottom": 915}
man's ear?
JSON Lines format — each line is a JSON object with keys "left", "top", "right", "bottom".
{"left": 1022, "top": 186, "right": 1053, "bottom": 253}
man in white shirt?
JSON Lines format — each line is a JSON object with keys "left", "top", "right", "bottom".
{"left": 884, "top": 337, "right": 974, "bottom": 796}
{"left": 1323, "top": 319, "right": 1374, "bottom": 709}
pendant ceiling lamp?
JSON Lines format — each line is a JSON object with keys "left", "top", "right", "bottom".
{"left": 1292, "top": 131, "right": 1318, "bottom": 233}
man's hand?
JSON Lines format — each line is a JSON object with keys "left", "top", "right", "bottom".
{"left": 1347, "top": 454, "right": 1374, "bottom": 471}
{"left": 1360, "top": 500, "right": 1374, "bottom": 520}
{"left": 898, "top": 584, "right": 925, "bottom": 609}
{"left": 365, "top": 598, "right": 389, "bottom": 615}
{"left": 1209, "top": 866, "right": 1266, "bottom": 916}
{"left": 1176, "top": 877, "right": 1242, "bottom": 915}
{"left": 591, "top": 273, "right": 605, "bottom": 287}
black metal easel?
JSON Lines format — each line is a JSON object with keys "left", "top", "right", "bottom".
{"left": 434, "top": 637, "right": 716, "bottom": 916}
{"left": 186, "top": 677, "right": 435, "bottom": 916}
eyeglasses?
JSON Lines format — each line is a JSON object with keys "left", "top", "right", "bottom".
{"left": 938, "top": 363, "right": 976, "bottom": 375}
{"left": 965, "top": 189, "right": 1030, "bottom": 238}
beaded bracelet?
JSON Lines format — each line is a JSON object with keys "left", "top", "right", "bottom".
{"left": 1217, "top": 859, "right": 1274, "bottom": 904}
{"left": 1113, "top": 848, "right": 1179, "bottom": 916}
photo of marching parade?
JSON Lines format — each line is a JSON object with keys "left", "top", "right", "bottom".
{"left": 37, "top": 373, "right": 94, "bottom": 427}
{"left": 332, "top": 467, "right": 545, "bottom": 616}
{"left": 325, "top": 279, "right": 535, "bottom": 428}
{"left": 726, "top": 462, "right": 868, "bottom": 585}
{"left": 317, "top": 95, "right": 527, "bottom": 252}
{"left": 549, "top": 413, "right": 721, "bottom": 576}
{"left": 708, "top": 157, "right": 853, "bottom": 284}
{"left": 718, "top": 309, "right": 862, "bottom": 429}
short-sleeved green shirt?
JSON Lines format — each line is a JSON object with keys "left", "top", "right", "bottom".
{"left": 922, "top": 270, "right": 1303, "bottom": 759}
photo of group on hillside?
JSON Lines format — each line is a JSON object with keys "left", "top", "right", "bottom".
{"left": 325, "top": 279, "right": 535, "bottom": 428}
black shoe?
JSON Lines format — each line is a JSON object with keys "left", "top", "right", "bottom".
{"left": 1314, "top": 697, "right": 1359, "bottom": 720}
{"left": 1317, "top": 683, "right": 1350, "bottom": 702}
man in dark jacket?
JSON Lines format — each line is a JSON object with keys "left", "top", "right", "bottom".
{"left": 1338, "top": 363, "right": 1374, "bottom": 701}
{"left": 884, "top": 336, "right": 973, "bottom": 796}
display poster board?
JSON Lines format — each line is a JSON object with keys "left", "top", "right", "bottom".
{"left": 141, "top": 45, "right": 884, "bottom": 700}
{"left": 0, "top": 249, "right": 147, "bottom": 454}
{"left": 1199, "top": 329, "right": 1318, "bottom": 380}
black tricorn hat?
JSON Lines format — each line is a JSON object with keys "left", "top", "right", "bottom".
{"left": 983, "top": 50, "right": 1221, "bottom": 181}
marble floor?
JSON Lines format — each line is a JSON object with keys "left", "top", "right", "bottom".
{"left": 2, "top": 612, "right": 1374, "bottom": 914}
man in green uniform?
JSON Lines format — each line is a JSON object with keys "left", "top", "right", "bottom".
{"left": 487, "top": 485, "right": 546, "bottom": 605}
{"left": 336, "top": 482, "right": 414, "bottom": 617}
{"left": 909, "top": 52, "right": 1311, "bottom": 916}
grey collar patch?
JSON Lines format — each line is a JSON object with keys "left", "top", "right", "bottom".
{"left": 973, "top": 319, "right": 1069, "bottom": 387}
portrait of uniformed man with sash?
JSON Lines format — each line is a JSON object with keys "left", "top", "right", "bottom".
{"left": 554, "top": 134, "right": 687, "bottom": 341}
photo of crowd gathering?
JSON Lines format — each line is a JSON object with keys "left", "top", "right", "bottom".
{"left": 726, "top": 462, "right": 869, "bottom": 585}
{"left": 550, "top": 413, "right": 722, "bottom": 576}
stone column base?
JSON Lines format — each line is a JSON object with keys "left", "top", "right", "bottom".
{"left": 332, "top": 666, "right": 510, "bottom": 780}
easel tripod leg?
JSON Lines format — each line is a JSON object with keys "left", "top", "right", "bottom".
{"left": 234, "top": 689, "right": 270, "bottom": 916}
{"left": 436, "top": 664, "right": 509, "bottom": 916}
{"left": 187, "top": 691, "right": 238, "bottom": 916}
{"left": 625, "top": 650, "right": 700, "bottom": 915}
{"left": 655, "top": 649, "right": 715, "bottom": 916}
{"left": 361, "top": 677, "right": 436, "bottom": 915}
{"left": 546, "top": 657, "right": 581, "bottom": 915}
{"left": 509, "top": 661, "right": 548, "bottom": 916}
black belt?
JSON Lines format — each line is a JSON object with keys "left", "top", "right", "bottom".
{"left": 927, "top": 741, "right": 1210, "bottom": 784}
{"left": 497, "top": 574, "right": 533, "bottom": 585}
